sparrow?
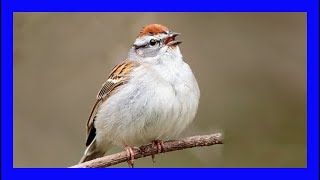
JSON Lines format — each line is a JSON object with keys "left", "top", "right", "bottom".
{"left": 79, "top": 24, "right": 200, "bottom": 167}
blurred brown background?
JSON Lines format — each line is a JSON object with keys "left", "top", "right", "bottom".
{"left": 14, "top": 13, "right": 306, "bottom": 168}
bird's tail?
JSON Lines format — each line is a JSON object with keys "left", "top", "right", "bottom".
{"left": 78, "top": 138, "right": 111, "bottom": 164}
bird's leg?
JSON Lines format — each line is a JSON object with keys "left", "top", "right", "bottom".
{"left": 151, "top": 139, "right": 165, "bottom": 163}
{"left": 157, "top": 140, "right": 165, "bottom": 153}
{"left": 125, "top": 145, "right": 135, "bottom": 168}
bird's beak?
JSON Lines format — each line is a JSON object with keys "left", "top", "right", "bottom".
{"left": 164, "top": 31, "right": 182, "bottom": 46}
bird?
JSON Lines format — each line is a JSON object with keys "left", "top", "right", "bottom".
{"left": 79, "top": 24, "right": 200, "bottom": 167}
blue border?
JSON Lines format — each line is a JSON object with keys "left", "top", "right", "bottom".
{"left": 1, "top": 0, "right": 319, "bottom": 180}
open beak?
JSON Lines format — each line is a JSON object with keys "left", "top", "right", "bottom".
{"left": 164, "top": 31, "right": 182, "bottom": 46}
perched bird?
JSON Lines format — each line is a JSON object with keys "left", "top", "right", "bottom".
{"left": 79, "top": 24, "right": 200, "bottom": 167}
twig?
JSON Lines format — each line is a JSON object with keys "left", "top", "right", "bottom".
{"left": 70, "top": 133, "right": 223, "bottom": 168}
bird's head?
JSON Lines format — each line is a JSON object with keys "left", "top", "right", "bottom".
{"left": 128, "top": 24, "right": 182, "bottom": 60}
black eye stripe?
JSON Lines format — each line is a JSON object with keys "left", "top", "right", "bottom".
{"left": 134, "top": 39, "right": 161, "bottom": 49}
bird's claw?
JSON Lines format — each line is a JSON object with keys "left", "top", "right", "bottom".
{"left": 151, "top": 139, "right": 165, "bottom": 163}
{"left": 125, "top": 146, "right": 135, "bottom": 168}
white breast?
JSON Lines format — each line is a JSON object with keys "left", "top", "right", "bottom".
{"left": 94, "top": 48, "right": 200, "bottom": 147}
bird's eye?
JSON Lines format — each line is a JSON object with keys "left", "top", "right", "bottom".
{"left": 149, "top": 39, "right": 157, "bottom": 46}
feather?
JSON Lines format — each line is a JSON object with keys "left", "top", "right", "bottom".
{"left": 85, "top": 60, "right": 139, "bottom": 146}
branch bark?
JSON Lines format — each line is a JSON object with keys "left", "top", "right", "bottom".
{"left": 70, "top": 133, "right": 223, "bottom": 168}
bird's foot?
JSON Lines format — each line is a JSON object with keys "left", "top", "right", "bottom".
{"left": 151, "top": 139, "right": 165, "bottom": 163}
{"left": 125, "top": 145, "right": 135, "bottom": 168}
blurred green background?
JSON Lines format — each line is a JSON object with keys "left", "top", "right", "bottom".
{"left": 14, "top": 13, "right": 306, "bottom": 168}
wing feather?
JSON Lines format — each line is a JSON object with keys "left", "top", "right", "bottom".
{"left": 85, "top": 60, "right": 138, "bottom": 146}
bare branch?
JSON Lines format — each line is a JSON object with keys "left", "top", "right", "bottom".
{"left": 70, "top": 133, "right": 223, "bottom": 168}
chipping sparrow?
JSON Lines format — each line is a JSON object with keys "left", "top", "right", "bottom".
{"left": 79, "top": 24, "right": 200, "bottom": 167}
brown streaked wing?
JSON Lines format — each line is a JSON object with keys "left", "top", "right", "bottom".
{"left": 85, "top": 60, "right": 139, "bottom": 146}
